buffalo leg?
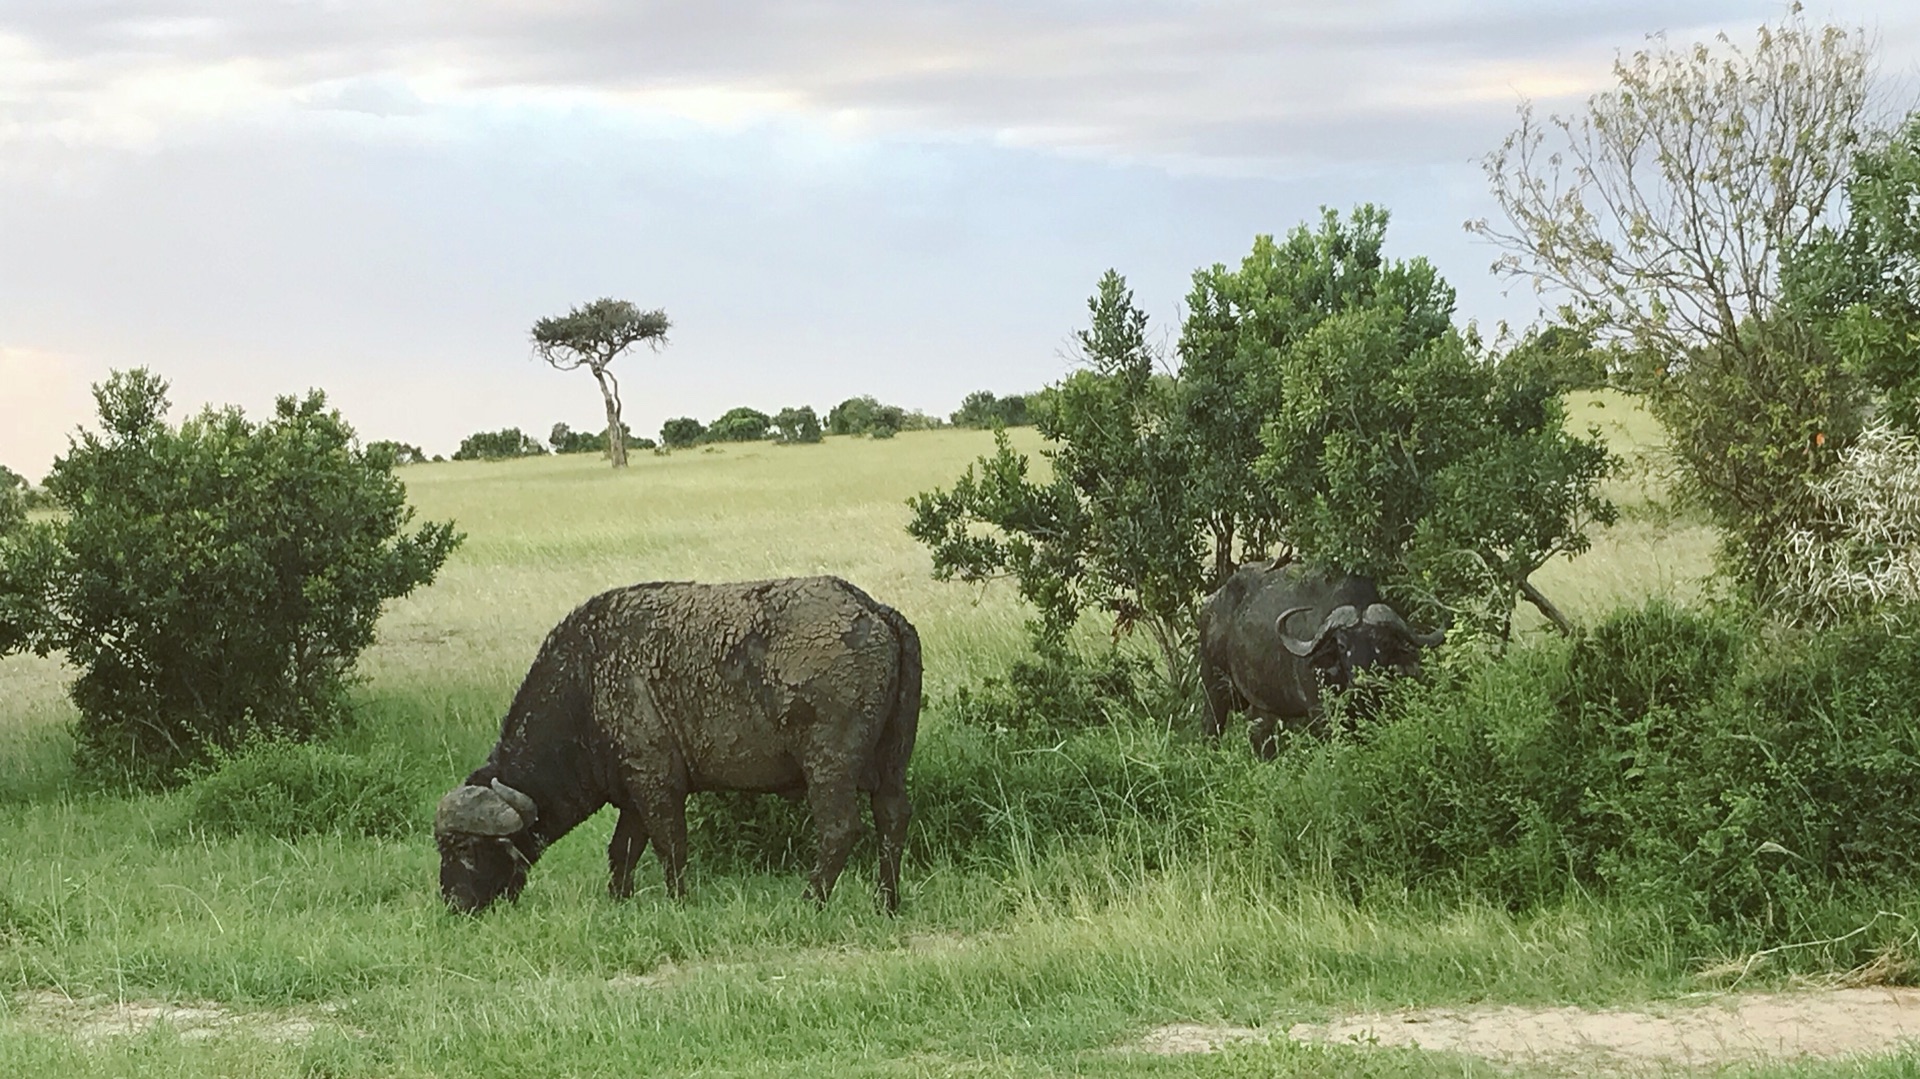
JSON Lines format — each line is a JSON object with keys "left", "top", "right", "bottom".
{"left": 870, "top": 787, "right": 911, "bottom": 914}
{"left": 1199, "top": 658, "right": 1234, "bottom": 742}
{"left": 637, "top": 790, "right": 690, "bottom": 899}
{"left": 607, "top": 808, "right": 649, "bottom": 900}
{"left": 803, "top": 777, "right": 861, "bottom": 907}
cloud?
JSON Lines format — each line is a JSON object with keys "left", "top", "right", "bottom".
{"left": 2, "top": 0, "right": 1863, "bottom": 172}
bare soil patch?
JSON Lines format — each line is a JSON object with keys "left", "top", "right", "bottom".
{"left": 1143, "top": 988, "right": 1920, "bottom": 1071}
{"left": 10, "top": 990, "right": 344, "bottom": 1044}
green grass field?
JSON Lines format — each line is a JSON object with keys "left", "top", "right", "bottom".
{"left": 6, "top": 395, "right": 1910, "bottom": 1077}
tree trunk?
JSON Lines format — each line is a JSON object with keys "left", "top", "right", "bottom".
{"left": 1145, "top": 613, "right": 1196, "bottom": 698}
{"left": 593, "top": 367, "right": 627, "bottom": 469}
{"left": 1209, "top": 520, "right": 1236, "bottom": 589}
{"left": 1518, "top": 577, "right": 1574, "bottom": 636}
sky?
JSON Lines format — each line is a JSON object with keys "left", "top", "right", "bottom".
{"left": 3, "top": 1, "right": 1918, "bottom": 476}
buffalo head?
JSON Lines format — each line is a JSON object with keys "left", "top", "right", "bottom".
{"left": 434, "top": 779, "right": 539, "bottom": 914}
{"left": 1276, "top": 601, "right": 1444, "bottom": 704}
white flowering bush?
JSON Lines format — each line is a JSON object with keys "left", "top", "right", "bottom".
{"left": 1778, "top": 424, "right": 1920, "bottom": 623}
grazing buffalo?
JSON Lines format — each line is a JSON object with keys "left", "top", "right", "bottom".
{"left": 435, "top": 576, "right": 921, "bottom": 913}
{"left": 1198, "top": 561, "right": 1442, "bottom": 757}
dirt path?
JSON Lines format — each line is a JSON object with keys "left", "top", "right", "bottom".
{"left": 1143, "top": 988, "right": 1920, "bottom": 1071}
{"left": 9, "top": 990, "right": 342, "bottom": 1044}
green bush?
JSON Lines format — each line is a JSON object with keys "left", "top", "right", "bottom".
{"left": 660, "top": 417, "right": 706, "bottom": 449}
{"left": 366, "top": 440, "right": 427, "bottom": 466}
{"left": 951, "top": 391, "right": 1034, "bottom": 429}
{"left": 826, "top": 396, "right": 904, "bottom": 437}
{"left": 944, "top": 640, "right": 1149, "bottom": 734}
{"left": 0, "top": 369, "right": 460, "bottom": 783}
{"left": 705, "top": 407, "right": 772, "bottom": 443}
{"left": 181, "top": 741, "right": 419, "bottom": 840}
{"left": 1253, "top": 599, "right": 1920, "bottom": 955}
{"left": 772, "top": 406, "right": 823, "bottom": 444}
{"left": 548, "top": 423, "right": 654, "bottom": 455}
{"left": 0, "top": 465, "right": 27, "bottom": 535}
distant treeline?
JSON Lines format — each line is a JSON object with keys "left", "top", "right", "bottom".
{"left": 416, "top": 388, "right": 1039, "bottom": 464}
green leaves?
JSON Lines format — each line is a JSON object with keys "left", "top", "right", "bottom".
{"left": 452, "top": 427, "right": 547, "bottom": 460}
{"left": 912, "top": 209, "right": 1619, "bottom": 674}
{"left": 529, "top": 298, "right": 671, "bottom": 371}
{"left": 1250, "top": 232, "right": 1614, "bottom": 628}
{"left": 909, "top": 273, "right": 1195, "bottom": 673}
{"left": 771, "top": 406, "right": 823, "bottom": 444}
{"left": 0, "top": 368, "right": 463, "bottom": 783}
{"left": 1790, "top": 113, "right": 1920, "bottom": 431}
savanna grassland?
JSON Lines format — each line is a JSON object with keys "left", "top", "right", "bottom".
{"left": 5, "top": 395, "right": 1917, "bottom": 1078}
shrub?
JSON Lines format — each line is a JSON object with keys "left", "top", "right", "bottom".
{"left": 945, "top": 639, "right": 1149, "bottom": 735}
{"left": 366, "top": 440, "right": 427, "bottom": 466}
{"left": 181, "top": 741, "right": 419, "bottom": 840}
{"left": 0, "top": 473, "right": 22, "bottom": 537}
{"left": 549, "top": 423, "right": 655, "bottom": 455}
{"left": 0, "top": 369, "right": 461, "bottom": 783}
{"left": 1777, "top": 424, "right": 1920, "bottom": 624}
{"left": 452, "top": 428, "right": 546, "bottom": 461}
{"left": 826, "top": 396, "right": 910, "bottom": 437}
{"left": 660, "top": 417, "right": 706, "bottom": 448}
{"left": 951, "top": 390, "right": 1034, "bottom": 429}
{"left": 1259, "top": 599, "right": 1920, "bottom": 955}
{"left": 1497, "top": 323, "right": 1611, "bottom": 394}
{"left": 705, "top": 407, "right": 772, "bottom": 443}
{"left": 772, "top": 406, "right": 823, "bottom": 444}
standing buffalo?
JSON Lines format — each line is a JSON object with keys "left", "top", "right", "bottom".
{"left": 435, "top": 576, "right": 921, "bottom": 913}
{"left": 1198, "top": 561, "right": 1442, "bottom": 756}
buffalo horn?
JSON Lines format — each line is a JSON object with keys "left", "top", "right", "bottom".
{"left": 434, "top": 784, "right": 526, "bottom": 837}
{"left": 1361, "top": 602, "right": 1445, "bottom": 648}
{"left": 1277, "top": 604, "right": 1359, "bottom": 658}
{"left": 489, "top": 779, "right": 539, "bottom": 825}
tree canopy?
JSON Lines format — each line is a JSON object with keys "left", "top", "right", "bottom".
{"left": 531, "top": 298, "right": 670, "bottom": 468}
{"left": 1471, "top": 12, "right": 1885, "bottom": 603}
{"left": 911, "top": 210, "right": 1618, "bottom": 686}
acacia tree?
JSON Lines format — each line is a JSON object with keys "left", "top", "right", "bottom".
{"left": 1470, "top": 9, "right": 1880, "bottom": 599}
{"left": 531, "top": 298, "right": 671, "bottom": 468}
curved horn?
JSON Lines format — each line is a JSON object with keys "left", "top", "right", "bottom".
{"left": 435, "top": 784, "right": 525, "bottom": 837}
{"left": 1276, "top": 606, "right": 1318, "bottom": 657}
{"left": 1277, "top": 604, "right": 1359, "bottom": 658}
{"left": 1361, "top": 602, "right": 1445, "bottom": 648}
{"left": 489, "top": 779, "right": 539, "bottom": 825}
{"left": 1361, "top": 603, "right": 1406, "bottom": 628}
